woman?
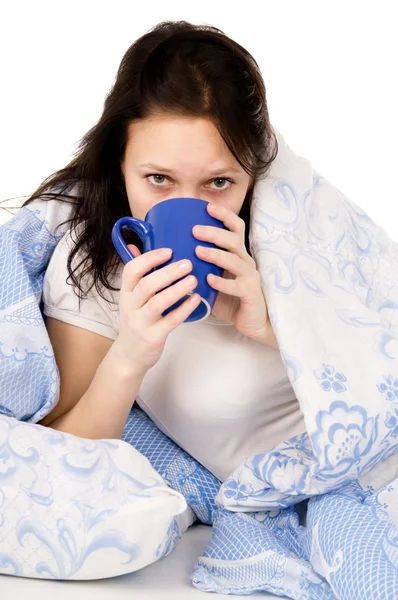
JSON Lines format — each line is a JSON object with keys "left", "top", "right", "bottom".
{"left": 23, "top": 20, "right": 307, "bottom": 482}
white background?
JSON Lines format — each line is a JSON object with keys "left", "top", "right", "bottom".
{"left": 1, "top": 0, "right": 397, "bottom": 238}
{"left": 0, "top": 5, "right": 397, "bottom": 598}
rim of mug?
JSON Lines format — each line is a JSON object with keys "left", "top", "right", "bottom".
{"left": 145, "top": 196, "right": 208, "bottom": 220}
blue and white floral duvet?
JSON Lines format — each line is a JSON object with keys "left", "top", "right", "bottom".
{"left": 0, "top": 127, "right": 397, "bottom": 599}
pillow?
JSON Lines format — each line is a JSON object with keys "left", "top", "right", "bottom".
{"left": 0, "top": 414, "right": 195, "bottom": 580}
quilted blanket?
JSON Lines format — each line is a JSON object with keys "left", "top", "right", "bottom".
{"left": 0, "top": 126, "right": 397, "bottom": 599}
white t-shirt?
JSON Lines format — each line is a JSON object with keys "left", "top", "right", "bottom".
{"left": 42, "top": 228, "right": 307, "bottom": 482}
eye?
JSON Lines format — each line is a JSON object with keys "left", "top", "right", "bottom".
{"left": 145, "top": 174, "right": 234, "bottom": 192}
{"left": 209, "top": 177, "right": 234, "bottom": 192}
{"left": 146, "top": 174, "right": 168, "bottom": 187}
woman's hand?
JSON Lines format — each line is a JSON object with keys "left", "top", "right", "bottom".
{"left": 192, "top": 203, "right": 278, "bottom": 349}
{"left": 114, "top": 244, "right": 201, "bottom": 377}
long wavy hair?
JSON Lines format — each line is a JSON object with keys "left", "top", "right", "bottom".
{"left": 16, "top": 20, "right": 278, "bottom": 306}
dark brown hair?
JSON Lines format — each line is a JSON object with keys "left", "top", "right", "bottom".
{"left": 18, "top": 20, "right": 278, "bottom": 306}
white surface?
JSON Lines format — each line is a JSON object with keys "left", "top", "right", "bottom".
{"left": 0, "top": 523, "right": 287, "bottom": 599}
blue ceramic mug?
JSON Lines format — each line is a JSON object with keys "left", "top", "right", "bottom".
{"left": 111, "top": 197, "right": 228, "bottom": 323}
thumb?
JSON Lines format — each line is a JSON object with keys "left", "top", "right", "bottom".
{"left": 127, "top": 243, "right": 142, "bottom": 258}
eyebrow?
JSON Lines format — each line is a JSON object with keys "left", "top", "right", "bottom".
{"left": 137, "top": 163, "right": 242, "bottom": 176}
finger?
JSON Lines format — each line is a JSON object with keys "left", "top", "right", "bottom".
{"left": 206, "top": 270, "right": 261, "bottom": 299}
{"left": 206, "top": 203, "right": 246, "bottom": 239}
{"left": 143, "top": 272, "right": 199, "bottom": 323}
{"left": 132, "top": 258, "right": 195, "bottom": 310}
{"left": 155, "top": 293, "right": 201, "bottom": 337}
{"left": 195, "top": 245, "right": 251, "bottom": 278}
{"left": 120, "top": 247, "right": 173, "bottom": 293}
{"left": 193, "top": 225, "right": 248, "bottom": 262}
{"left": 127, "top": 243, "right": 141, "bottom": 258}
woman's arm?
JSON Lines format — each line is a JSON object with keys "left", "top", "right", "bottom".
{"left": 39, "top": 317, "right": 147, "bottom": 439}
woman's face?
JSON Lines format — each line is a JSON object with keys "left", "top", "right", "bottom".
{"left": 120, "top": 113, "right": 253, "bottom": 220}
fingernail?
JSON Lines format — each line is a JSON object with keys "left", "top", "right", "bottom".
{"left": 159, "top": 248, "right": 172, "bottom": 256}
{"left": 178, "top": 260, "right": 191, "bottom": 269}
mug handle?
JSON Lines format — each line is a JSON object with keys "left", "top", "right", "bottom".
{"left": 111, "top": 216, "right": 154, "bottom": 264}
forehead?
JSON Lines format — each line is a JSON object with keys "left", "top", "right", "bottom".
{"left": 122, "top": 115, "right": 250, "bottom": 181}
{"left": 125, "top": 115, "right": 230, "bottom": 158}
